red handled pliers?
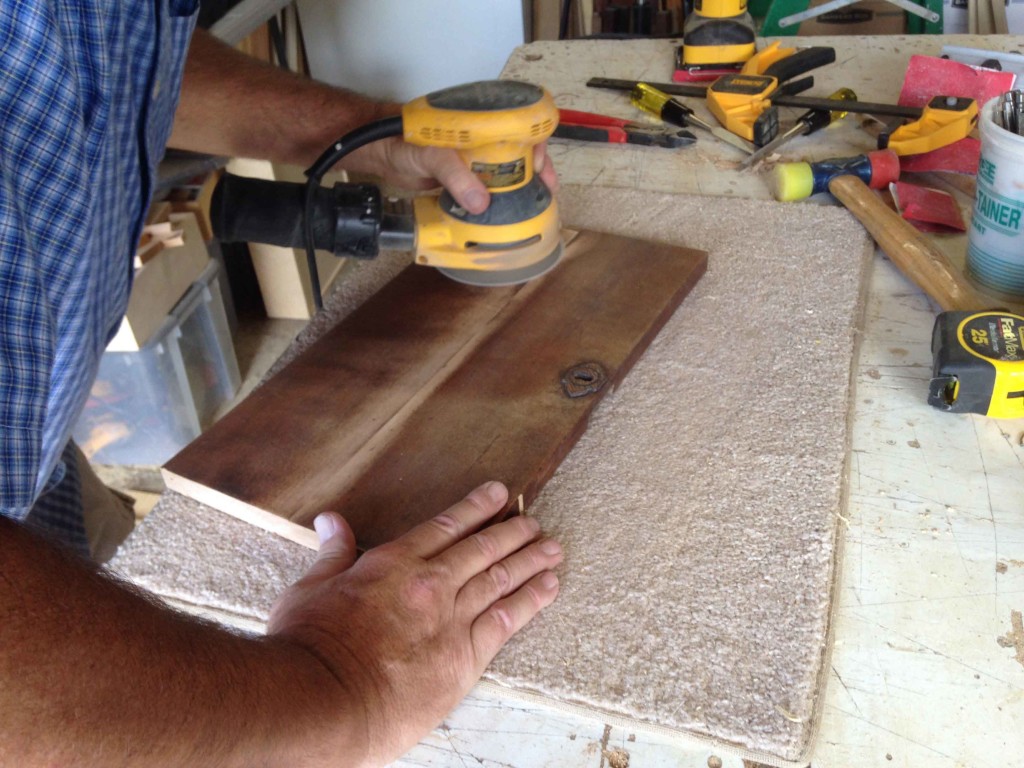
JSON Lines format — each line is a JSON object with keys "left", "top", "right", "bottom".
{"left": 554, "top": 109, "right": 696, "bottom": 148}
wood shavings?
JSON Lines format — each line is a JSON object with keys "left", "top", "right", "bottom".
{"left": 997, "top": 610, "right": 1024, "bottom": 669}
{"left": 775, "top": 705, "right": 808, "bottom": 723}
{"left": 604, "top": 748, "right": 631, "bottom": 768}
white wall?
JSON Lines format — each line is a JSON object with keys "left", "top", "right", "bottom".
{"left": 296, "top": 0, "right": 526, "bottom": 102}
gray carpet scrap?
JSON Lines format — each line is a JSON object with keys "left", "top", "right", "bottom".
{"left": 111, "top": 185, "right": 872, "bottom": 765}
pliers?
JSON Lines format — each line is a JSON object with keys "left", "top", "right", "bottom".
{"left": 554, "top": 109, "right": 696, "bottom": 148}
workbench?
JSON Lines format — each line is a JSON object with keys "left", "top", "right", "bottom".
{"left": 396, "top": 33, "right": 1024, "bottom": 768}
{"left": 115, "top": 33, "right": 1024, "bottom": 768}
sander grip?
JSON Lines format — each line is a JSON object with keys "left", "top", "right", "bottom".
{"left": 210, "top": 173, "right": 387, "bottom": 258}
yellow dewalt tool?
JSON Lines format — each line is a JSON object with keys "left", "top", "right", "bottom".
{"left": 679, "top": 0, "right": 757, "bottom": 77}
{"left": 929, "top": 311, "right": 1024, "bottom": 419}
{"left": 738, "top": 86, "right": 857, "bottom": 168}
{"left": 706, "top": 42, "right": 837, "bottom": 145}
{"left": 402, "top": 82, "right": 562, "bottom": 285}
{"left": 880, "top": 95, "right": 979, "bottom": 156}
{"left": 209, "top": 80, "right": 563, "bottom": 307}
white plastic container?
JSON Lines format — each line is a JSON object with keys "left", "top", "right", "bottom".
{"left": 73, "top": 261, "right": 240, "bottom": 465}
{"left": 966, "top": 96, "right": 1024, "bottom": 299}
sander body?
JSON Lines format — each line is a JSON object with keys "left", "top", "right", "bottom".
{"left": 210, "top": 80, "right": 563, "bottom": 296}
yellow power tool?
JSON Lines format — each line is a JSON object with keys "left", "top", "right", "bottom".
{"left": 402, "top": 81, "right": 562, "bottom": 286}
{"left": 680, "top": 0, "right": 757, "bottom": 74}
{"left": 209, "top": 80, "right": 563, "bottom": 306}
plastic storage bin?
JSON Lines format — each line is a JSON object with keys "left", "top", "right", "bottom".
{"left": 74, "top": 261, "right": 241, "bottom": 465}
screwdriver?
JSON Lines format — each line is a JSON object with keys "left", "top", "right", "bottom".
{"left": 738, "top": 87, "right": 858, "bottom": 170}
{"left": 630, "top": 82, "right": 756, "bottom": 155}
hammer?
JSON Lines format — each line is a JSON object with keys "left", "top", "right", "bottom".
{"left": 771, "top": 150, "right": 988, "bottom": 312}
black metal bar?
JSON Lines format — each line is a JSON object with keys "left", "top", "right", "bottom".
{"left": 586, "top": 77, "right": 923, "bottom": 118}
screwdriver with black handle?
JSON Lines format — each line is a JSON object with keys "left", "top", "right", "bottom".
{"left": 738, "top": 87, "right": 857, "bottom": 169}
{"left": 630, "top": 82, "right": 756, "bottom": 155}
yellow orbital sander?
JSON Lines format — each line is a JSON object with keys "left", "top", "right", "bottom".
{"left": 210, "top": 80, "right": 563, "bottom": 306}
{"left": 676, "top": 0, "right": 757, "bottom": 82}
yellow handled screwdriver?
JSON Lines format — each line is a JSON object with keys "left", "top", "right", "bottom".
{"left": 738, "top": 87, "right": 857, "bottom": 169}
{"left": 630, "top": 82, "right": 756, "bottom": 155}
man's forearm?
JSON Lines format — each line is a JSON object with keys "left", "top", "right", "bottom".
{"left": 169, "top": 29, "right": 395, "bottom": 167}
{"left": 0, "top": 517, "right": 362, "bottom": 767}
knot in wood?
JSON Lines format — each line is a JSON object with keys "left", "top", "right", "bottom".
{"left": 561, "top": 362, "right": 607, "bottom": 398}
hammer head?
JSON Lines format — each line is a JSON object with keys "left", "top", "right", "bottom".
{"left": 772, "top": 149, "right": 900, "bottom": 202}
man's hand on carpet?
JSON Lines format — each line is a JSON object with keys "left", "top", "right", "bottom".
{"left": 267, "top": 481, "right": 563, "bottom": 766}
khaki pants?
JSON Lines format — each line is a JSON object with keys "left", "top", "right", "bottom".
{"left": 73, "top": 443, "right": 137, "bottom": 563}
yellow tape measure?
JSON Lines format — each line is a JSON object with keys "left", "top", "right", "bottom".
{"left": 928, "top": 310, "right": 1024, "bottom": 419}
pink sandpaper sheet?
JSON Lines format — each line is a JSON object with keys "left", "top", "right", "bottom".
{"left": 890, "top": 181, "right": 967, "bottom": 233}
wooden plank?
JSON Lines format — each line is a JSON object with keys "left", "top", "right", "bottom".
{"left": 164, "top": 262, "right": 528, "bottom": 548}
{"left": 164, "top": 230, "right": 707, "bottom": 549}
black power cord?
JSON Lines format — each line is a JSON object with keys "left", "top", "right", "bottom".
{"left": 302, "top": 116, "right": 404, "bottom": 310}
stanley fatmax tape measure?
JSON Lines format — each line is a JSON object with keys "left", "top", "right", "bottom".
{"left": 928, "top": 311, "right": 1024, "bottom": 419}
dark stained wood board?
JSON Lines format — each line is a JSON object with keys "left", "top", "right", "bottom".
{"left": 163, "top": 230, "right": 707, "bottom": 549}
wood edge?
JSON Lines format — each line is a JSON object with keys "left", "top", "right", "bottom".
{"left": 509, "top": 237, "right": 709, "bottom": 515}
{"left": 161, "top": 467, "right": 319, "bottom": 550}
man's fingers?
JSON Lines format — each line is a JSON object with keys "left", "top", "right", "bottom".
{"left": 298, "top": 512, "right": 359, "bottom": 585}
{"left": 457, "top": 536, "right": 563, "bottom": 615}
{"left": 383, "top": 142, "right": 489, "bottom": 214}
{"left": 471, "top": 571, "right": 560, "bottom": 662}
{"left": 435, "top": 513, "right": 545, "bottom": 585}
{"left": 266, "top": 513, "right": 358, "bottom": 634}
{"left": 399, "top": 481, "right": 509, "bottom": 560}
{"left": 421, "top": 147, "right": 489, "bottom": 213}
{"left": 533, "top": 142, "right": 560, "bottom": 194}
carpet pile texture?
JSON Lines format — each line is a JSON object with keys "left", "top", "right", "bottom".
{"left": 111, "top": 185, "right": 873, "bottom": 764}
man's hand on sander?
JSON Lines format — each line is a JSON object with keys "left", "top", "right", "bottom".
{"left": 343, "top": 139, "right": 560, "bottom": 215}
{"left": 268, "top": 480, "right": 564, "bottom": 767}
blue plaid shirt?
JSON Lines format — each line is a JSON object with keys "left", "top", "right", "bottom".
{"left": 0, "top": 0, "right": 197, "bottom": 551}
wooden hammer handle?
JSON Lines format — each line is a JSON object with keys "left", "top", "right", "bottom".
{"left": 828, "top": 174, "right": 986, "bottom": 312}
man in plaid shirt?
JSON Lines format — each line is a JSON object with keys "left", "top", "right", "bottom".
{"left": 0, "top": 2, "right": 562, "bottom": 763}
